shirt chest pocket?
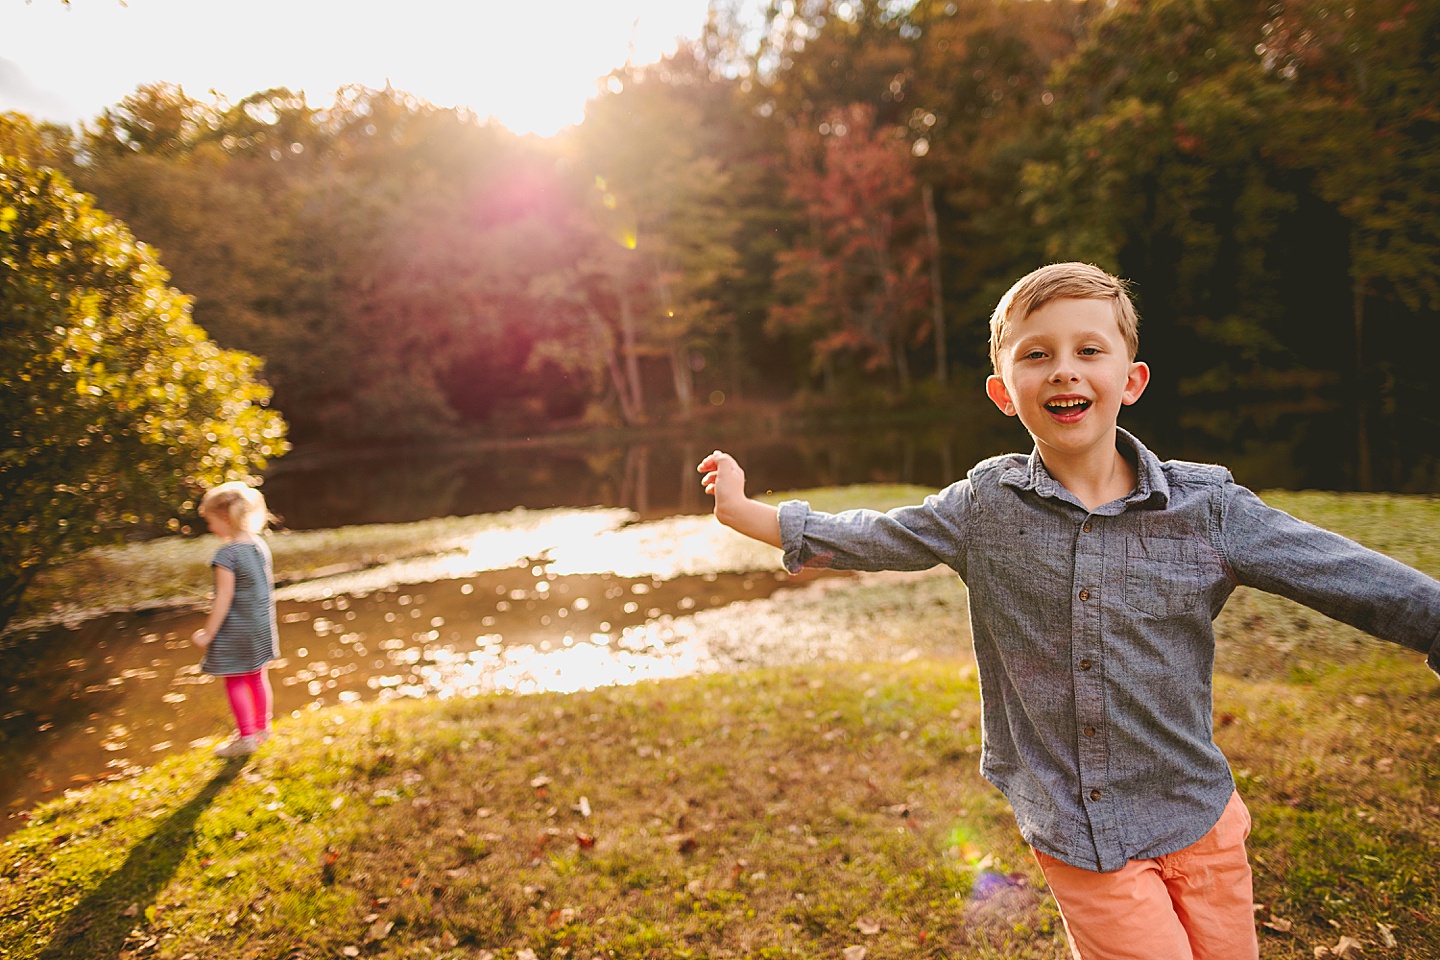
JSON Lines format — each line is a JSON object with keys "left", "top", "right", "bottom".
{"left": 1121, "top": 536, "right": 1223, "bottom": 620}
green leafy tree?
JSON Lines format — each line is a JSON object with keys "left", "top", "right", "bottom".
{"left": 0, "top": 112, "right": 77, "bottom": 170}
{"left": 0, "top": 158, "right": 287, "bottom": 630}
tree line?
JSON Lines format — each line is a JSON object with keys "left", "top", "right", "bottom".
{"left": 6, "top": 0, "right": 1438, "bottom": 459}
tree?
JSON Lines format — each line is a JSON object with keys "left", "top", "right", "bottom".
{"left": 0, "top": 158, "right": 287, "bottom": 630}
{"left": 770, "top": 103, "right": 931, "bottom": 393}
{"left": 0, "top": 112, "right": 77, "bottom": 170}
{"left": 541, "top": 57, "right": 743, "bottom": 424}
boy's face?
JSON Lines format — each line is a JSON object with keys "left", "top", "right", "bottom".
{"left": 985, "top": 297, "right": 1149, "bottom": 465}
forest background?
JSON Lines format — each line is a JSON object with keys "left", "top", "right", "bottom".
{"left": 4, "top": 0, "right": 1439, "bottom": 489}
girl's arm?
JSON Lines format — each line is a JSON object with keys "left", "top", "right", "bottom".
{"left": 191, "top": 566, "right": 236, "bottom": 648}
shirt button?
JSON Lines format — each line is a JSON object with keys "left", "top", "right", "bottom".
{"left": 1082, "top": 522, "right": 1093, "bottom": 533}
{"left": 1079, "top": 659, "right": 1092, "bottom": 670}
{"left": 1090, "top": 789, "right": 1103, "bottom": 801}
{"left": 1084, "top": 726, "right": 1096, "bottom": 737}
{"left": 1078, "top": 588, "right": 1091, "bottom": 601}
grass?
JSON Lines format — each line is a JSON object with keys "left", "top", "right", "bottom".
{"left": 2, "top": 486, "right": 1439, "bottom": 958}
{"left": 2, "top": 648, "right": 1436, "bottom": 959}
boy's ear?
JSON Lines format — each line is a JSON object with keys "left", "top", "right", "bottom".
{"left": 1122, "top": 361, "right": 1151, "bottom": 406}
{"left": 986, "top": 374, "right": 1017, "bottom": 416}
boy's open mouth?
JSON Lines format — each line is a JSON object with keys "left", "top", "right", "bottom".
{"left": 1045, "top": 397, "right": 1091, "bottom": 416}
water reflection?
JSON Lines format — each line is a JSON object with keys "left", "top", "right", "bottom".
{"left": 261, "top": 422, "right": 1019, "bottom": 530}
{"left": 0, "top": 561, "right": 839, "bottom": 837}
{"left": 262, "top": 413, "right": 1440, "bottom": 533}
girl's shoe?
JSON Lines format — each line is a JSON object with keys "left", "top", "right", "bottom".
{"left": 214, "top": 735, "right": 261, "bottom": 758}
{"left": 254, "top": 728, "right": 272, "bottom": 743}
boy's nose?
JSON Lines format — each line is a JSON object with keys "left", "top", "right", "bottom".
{"left": 1050, "top": 367, "right": 1078, "bottom": 383}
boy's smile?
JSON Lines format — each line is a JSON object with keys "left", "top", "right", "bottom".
{"left": 986, "top": 297, "right": 1149, "bottom": 480}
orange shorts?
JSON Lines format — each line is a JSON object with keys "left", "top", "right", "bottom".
{"left": 1033, "top": 791, "right": 1258, "bottom": 960}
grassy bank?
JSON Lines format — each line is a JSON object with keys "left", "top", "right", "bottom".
{"left": 8, "top": 508, "right": 635, "bottom": 635}
{"left": 6, "top": 485, "right": 936, "bottom": 638}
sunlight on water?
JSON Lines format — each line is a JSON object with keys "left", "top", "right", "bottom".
{"left": 370, "top": 627, "right": 712, "bottom": 700}
{"left": 546, "top": 515, "right": 781, "bottom": 579}
{"left": 276, "top": 509, "right": 633, "bottom": 602}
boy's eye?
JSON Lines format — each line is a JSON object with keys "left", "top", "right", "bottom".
{"left": 1023, "top": 350, "right": 1046, "bottom": 360}
{"left": 1078, "top": 347, "right": 1099, "bottom": 356}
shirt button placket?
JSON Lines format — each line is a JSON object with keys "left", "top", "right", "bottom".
{"left": 1073, "top": 515, "right": 1111, "bottom": 853}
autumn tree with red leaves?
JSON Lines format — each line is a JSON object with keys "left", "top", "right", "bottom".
{"left": 770, "top": 103, "right": 931, "bottom": 395}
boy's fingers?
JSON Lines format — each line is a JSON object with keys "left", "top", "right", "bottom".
{"left": 697, "top": 450, "right": 732, "bottom": 472}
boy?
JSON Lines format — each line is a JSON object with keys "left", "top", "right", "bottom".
{"left": 697, "top": 262, "right": 1440, "bottom": 960}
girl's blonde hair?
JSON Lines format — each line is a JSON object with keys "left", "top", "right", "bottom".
{"left": 989, "top": 262, "right": 1140, "bottom": 372}
{"left": 198, "top": 480, "right": 272, "bottom": 535}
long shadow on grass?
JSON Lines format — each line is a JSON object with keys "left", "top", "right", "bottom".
{"left": 35, "top": 759, "right": 247, "bottom": 960}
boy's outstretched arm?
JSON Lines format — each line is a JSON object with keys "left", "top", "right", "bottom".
{"left": 698, "top": 450, "right": 782, "bottom": 548}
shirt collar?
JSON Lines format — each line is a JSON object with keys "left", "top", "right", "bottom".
{"left": 999, "top": 427, "right": 1171, "bottom": 512}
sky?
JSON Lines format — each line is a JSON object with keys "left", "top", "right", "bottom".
{"left": 0, "top": 0, "right": 750, "bottom": 137}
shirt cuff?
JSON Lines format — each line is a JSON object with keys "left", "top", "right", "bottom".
{"left": 777, "top": 499, "right": 811, "bottom": 574}
{"left": 1429, "top": 632, "right": 1440, "bottom": 680}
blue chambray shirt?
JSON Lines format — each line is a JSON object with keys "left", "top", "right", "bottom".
{"left": 777, "top": 429, "right": 1440, "bottom": 872}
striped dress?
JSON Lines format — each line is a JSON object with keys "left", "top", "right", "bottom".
{"left": 200, "top": 539, "right": 281, "bottom": 676}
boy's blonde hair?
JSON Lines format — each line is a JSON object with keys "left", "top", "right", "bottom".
{"left": 989, "top": 262, "right": 1140, "bottom": 372}
{"left": 198, "top": 480, "right": 271, "bottom": 535}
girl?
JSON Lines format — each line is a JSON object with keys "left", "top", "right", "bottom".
{"left": 190, "top": 480, "right": 280, "bottom": 757}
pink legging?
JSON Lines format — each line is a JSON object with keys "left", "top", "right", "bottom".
{"left": 223, "top": 668, "right": 273, "bottom": 738}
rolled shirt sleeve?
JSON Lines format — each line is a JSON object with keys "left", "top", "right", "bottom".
{"left": 1218, "top": 485, "right": 1440, "bottom": 677}
{"left": 778, "top": 481, "right": 976, "bottom": 576}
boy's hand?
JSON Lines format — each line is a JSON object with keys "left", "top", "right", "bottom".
{"left": 697, "top": 450, "right": 782, "bottom": 548}
{"left": 698, "top": 450, "right": 747, "bottom": 510}
{"left": 191, "top": 628, "right": 211, "bottom": 649}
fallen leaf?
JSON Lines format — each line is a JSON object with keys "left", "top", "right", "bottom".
{"left": 517, "top": 950, "right": 539, "bottom": 960}
{"left": 855, "top": 917, "right": 880, "bottom": 935}
{"left": 121, "top": 903, "right": 140, "bottom": 918}
{"left": 1263, "top": 917, "right": 1294, "bottom": 933}
{"left": 574, "top": 796, "right": 592, "bottom": 817}
{"left": 341, "top": 948, "right": 360, "bottom": 958}
{"left": 1332, "top": 936, "right": 1363, "bottom": 959}
{"left": 574, "top": 832, "right": 596, "bottom": 850}
{"left": 365, "top": 918, "right": 394, "bottom": 942}
{"left": 842, "top": 947, "right": 868, "bottom": 960}
{"left": 321, "top": 849, "right": 341, "bottom": 885}
{"left": 1377, "top": 922, "right": 1397, "bottom": 948}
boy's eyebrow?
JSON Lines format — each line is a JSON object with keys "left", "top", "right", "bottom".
{"left": 1009, "top": 329, "right": 1117, "bottom": 350}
